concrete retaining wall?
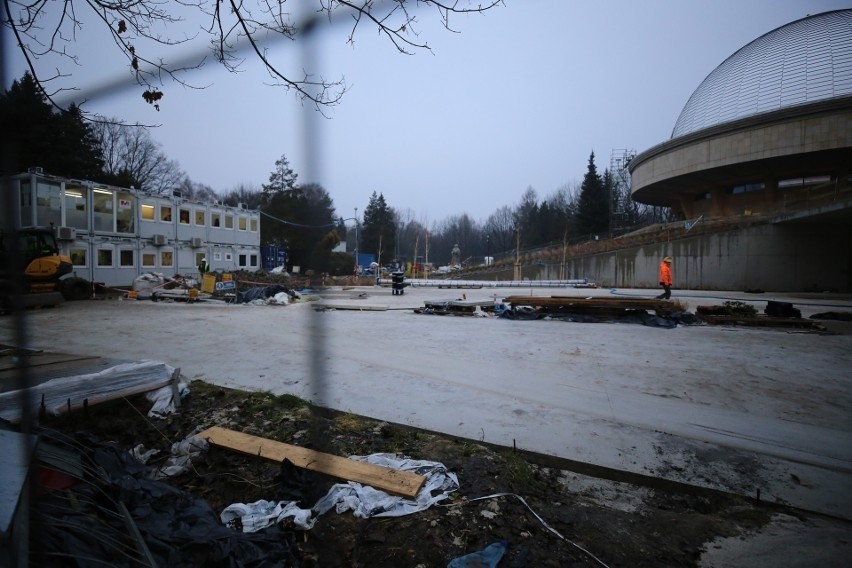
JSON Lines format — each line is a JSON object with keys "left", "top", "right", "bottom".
{"left": 472, "top": 223, "right": 850, "bottom": 293}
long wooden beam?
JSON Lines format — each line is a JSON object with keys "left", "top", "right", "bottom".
{"left": 503, "top": 296, "right": 670, "bottom": 310}
{"left": 196, "top": 426, "right": 426, "bottom": 498}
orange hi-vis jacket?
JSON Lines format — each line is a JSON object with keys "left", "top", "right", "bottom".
{"left": 659, "top": 262, "right": 672, "bottom": 286}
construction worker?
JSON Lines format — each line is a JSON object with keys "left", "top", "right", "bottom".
{"left": 656, "top": 256, "right": 673, "bottom": 299}
{"left": 198, "top": 257, "right": 209, "bottom": 275}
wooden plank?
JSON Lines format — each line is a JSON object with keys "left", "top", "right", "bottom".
{"left": 196, "top": 426, "right": 426, "bottom": 498}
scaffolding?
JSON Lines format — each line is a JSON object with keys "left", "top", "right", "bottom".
{"left": 609, "top": 148, "right": 636, "bottom": 231}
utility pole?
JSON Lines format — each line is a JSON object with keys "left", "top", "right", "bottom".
{"left": 424, "top": 230, "right": 430, "bottom": 280}
{"left": 354, "top": 207, "right": 359, "bottom": 276}
{"left": 513, "top": 228, "right": 521, "bottom": 281}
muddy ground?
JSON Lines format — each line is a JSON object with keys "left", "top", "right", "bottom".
{"left": 27, "top": 379, "right": 792, "bottom": 568}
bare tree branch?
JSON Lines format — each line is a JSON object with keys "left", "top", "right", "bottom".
{"left": 92, "top": 117, "right": 185, "bottom": 192}
{"left": 3, "top": 0, "right": 504, "bottom": 117}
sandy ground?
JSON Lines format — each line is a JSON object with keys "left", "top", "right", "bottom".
{"left": 3, "top": 283, "right": 852, "bottom": 564}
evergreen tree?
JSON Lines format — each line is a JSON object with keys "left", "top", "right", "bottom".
{"left": 0, "top": 72, "right": 102, "bottom": 178}
{"left": 260, "top": 155, "right": 336, "bottom": 271}
{"left": 537, "top": 200, "right": 559, "bottom": 244}
{"left": 361, "top": 192, "right": 396, "bottom": 265}
{"left": 602, "top": 169, "right": 616, "bottom": 232}
{"left": 0, "top": 72, "right": 53, "bottom": 175}
{"left": 261, "top": 155, "right": 298, "bottom": 200}
{"left": 262, "top": 182, "right": 336, "bottom": 273}
{"left": 576, "top": 152, "right": 609, "bottom": 237}
{"left": 54, "top": 103, "right": 104, "bottom": 179}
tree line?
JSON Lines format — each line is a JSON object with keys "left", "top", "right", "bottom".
{"left": 2, "top": 71, "right": 672, "bottom": 275}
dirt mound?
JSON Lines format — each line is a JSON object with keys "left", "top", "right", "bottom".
{"left": 33, "top": 380, "right": 776, "bottom": 567}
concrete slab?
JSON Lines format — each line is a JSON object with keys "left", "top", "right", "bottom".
{"left": 1, "top": 286, "right": 850, "bottom": 522}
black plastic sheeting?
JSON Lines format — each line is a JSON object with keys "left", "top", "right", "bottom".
{"left": 500, "top": 307, "right": 700, "bottom": 328}
{"left": 811, "top": 311, "right": 852, "bottom": 321}
{"left": 236, "top": 285, "right": 296, "bottom": 304}
{"left": 32, "top": 430, "right": 299, "bottom": 567}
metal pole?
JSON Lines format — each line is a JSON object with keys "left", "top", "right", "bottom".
{"left": 354, "top": 207, "right": 358, "bottom": 276}
{"left": 514, "top": 228, "right": 521, "bottom": 281}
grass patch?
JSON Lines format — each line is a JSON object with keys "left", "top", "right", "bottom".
{"left": 334, "top": 412, "right": 371, "bottom": 434}
{"left": 188, "top": 380, "right": 309, "bottom": 417}
{"left": 498, "top": 449, "right": 546, "bottom": 492}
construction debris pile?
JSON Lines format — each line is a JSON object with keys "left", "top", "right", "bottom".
{"left": 500, "top": 296, "right": 698, "bottom": 327}
{"left": 696, "top": 300, "right": 826, "bottom": 330}
{"left": 28, "top": 427, "right": 301, "bottom": 566}
{"left": 123, "top": 272, "right": 305, "bottom": 306}
{"left": 236, "top": 284, "right": 300, "bottom": 305}
{"left": 409, "top": 294, "right": 834, "bottom": 331}
{"left": 131, "top": 272, "right": 201, "bottom": 302}
{"left": 414, "top": 295, "right": 699, "bottom": 328}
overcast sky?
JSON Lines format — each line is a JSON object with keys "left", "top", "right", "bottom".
{"left": 4, "top": 1, "right": 849, "bottom": 225}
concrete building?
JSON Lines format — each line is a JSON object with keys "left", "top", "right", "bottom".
{"left": 466, "top": 11, "right": 851, "bottom": 293}
{"left": 2, "top": 169, "right": 262, "bottom": 288}
{"left": 625, "top": 9, "right": 852, "bottom": 293}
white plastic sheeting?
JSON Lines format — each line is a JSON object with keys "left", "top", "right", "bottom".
{"left": 146, "top": 381, "right": 190, "bottom": 418}
{"left": 0, "top": 360, "right": 174, "bottom": 423}
{"left": 132, "top": 433, "right": 209, "bottom": 479}
{"left": 221, "top": 454, "right": 459, "bottom": 531}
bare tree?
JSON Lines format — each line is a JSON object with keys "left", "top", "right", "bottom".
{"left": 220, "top": 183, "right": 264, "bottom": 209}
{"left": 483, "top": 205, "right": 515, "bottom": 255}
{"left": 426, "top": 213, "right": 481, "bottom": 266}
{"left": 92, "top": 119, "right": 184, "bottom": 192}
{"left": 392, "top": 207, "right": 423, "bottom": 262}
{"left": 3, "top": 1, "right": 504, "bottom": 115}
{"left": 176, "top": 177, "right": 220, "bottom": 202}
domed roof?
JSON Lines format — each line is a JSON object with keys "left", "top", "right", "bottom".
{"left": 671, "top": 10, "right": 852, "bottom": 139}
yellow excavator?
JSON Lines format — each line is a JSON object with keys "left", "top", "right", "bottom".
{"left": 0, "top": 226, "right": 91, "bottom": 314}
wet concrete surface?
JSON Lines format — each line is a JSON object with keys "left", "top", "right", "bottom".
{"left": 2, "top": 284, "right": 851, "bottom": 564}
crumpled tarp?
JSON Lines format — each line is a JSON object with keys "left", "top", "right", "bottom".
{"left": 237, "top": 285, "right": 298, "bottom": 304}
{"left": 132, "top": 433, "right": 209, "bottom": 479}
{"left": 146, "top": 381, "right": 190, "bottom": 418}
{"left": 221, "top": 453, "right": 459, "bottom": 531}
{"left": 132, "top": 272, "right": 165, "bottom": 297}
{"left": 34, "top": 431, "right": 297, "bottom": 567}
{"left": 132, "top": 272, "right": 199, "bottom": 298}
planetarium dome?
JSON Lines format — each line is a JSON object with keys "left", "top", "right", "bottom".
{"left": 671, "top": 9, "right": 852, "bottom": 139}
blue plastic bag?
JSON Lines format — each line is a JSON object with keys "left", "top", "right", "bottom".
{"left": 447, "top": 540, "right": 508, "bottom": 568}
